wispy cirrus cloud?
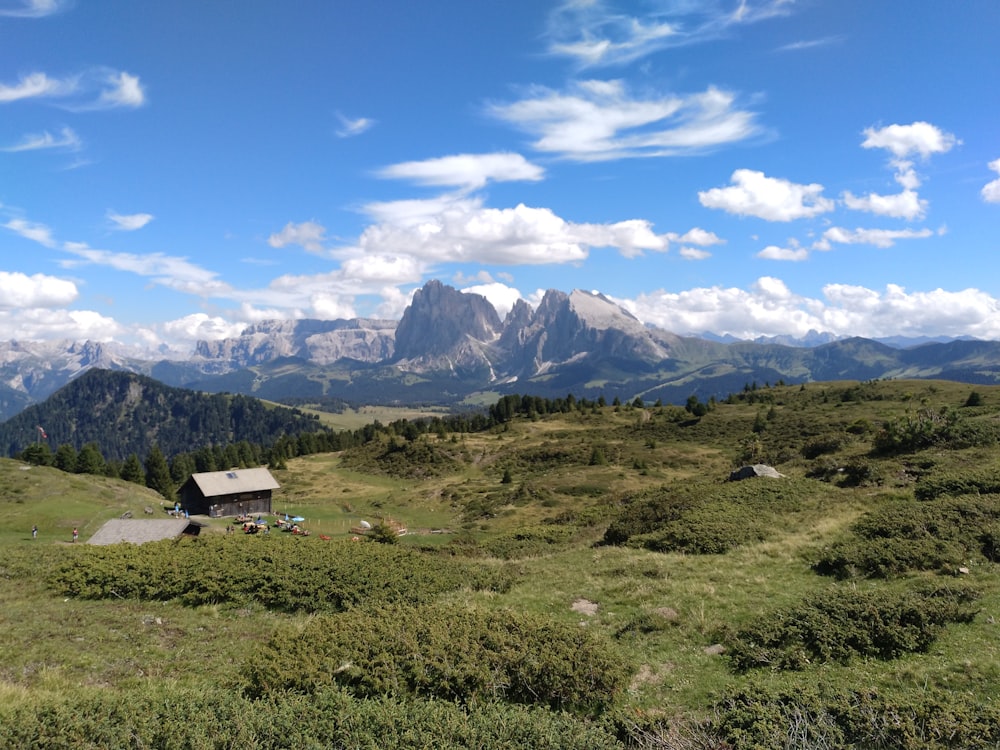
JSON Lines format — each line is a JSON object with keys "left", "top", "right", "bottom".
{"left": 547, "top": 0, "right": 795, "bottom": 67}
{"left": 0, "top": 0, "right": 68, "bottom": 18}
{"left": 375, "top": 152, "right": 544, "bottom": 190}
{"left": 1, "top": 125, "right": 80, "bottom": 152}
{"left": 0, "top": 72, "right": 75, "bottom": 102}
{"left": 0, "top": 69, "right": 145, "bottom": 109}
{"left": 335, "top": 112, "right": 375, "bottom": 138}
{"left": 775, "top": 35, "right": 844, "bottom": 52}
{"left": 491, "top": 80, "right": 760, "bottom": 161}
{"left": 4, "top": 217, "right": 58, "bottom": 247}
{"left": 107, "top": 211, "right": 154, "bottom": 231}
{"left": 818, "top": 226, "right": 936, "bottom": 249}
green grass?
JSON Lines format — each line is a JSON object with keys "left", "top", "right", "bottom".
{"left": 5, "top": 378, "right": 1000, "bottom": 745}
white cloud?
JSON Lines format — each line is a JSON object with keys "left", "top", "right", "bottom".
{"left": 668, "top": 227, "right": 725, "bottom": 246}
{"left": 335, "top": 112, "right": 375, "bottom": 138}
{"left": 1, "top": 126, "right": 80, "bottom": 152}
{"left": 1, "top": 68, "right": 145, "bottom": 109}
{"left": 4, "top": 218, "right": 57, "bottom": 247}
{"left": 841, "top": 188, "right": 927, "bottom": 220}
{"left": 757, "top": 244, "right": 808, "bottom": 261}
{"left": 375, "top": 152, "right": 545, "bottom": 190}
{"left": 982, "top": 158, "right": 1000, "bottom": 204}
{"left": 491, "top": 80, "right": 759, "bottom": 161}
{"left": 861, "top": 121, "right": 958, "bottom": 160}
{"left": 163, "top": 313, "right": 246, "bottom": 344}
{"left": 348, "top": 200, "right": 675, "bottom": 264}
{"left": 0, "top": 0, "right": 67, "bottom": 17}
{"left": 547, "top": 0, "right": 793, "bottom": 67}
{"left": 0, "top": 308, "right": 123, "bottom": 342}
{"left": 0, "top": 71, "right": 74, "bottom": 102}
{"left": 93, "top": 71, "right": 145, "bottom": 109}
{"left": 107, "top": 211, "right": 154, "bottom": 231}
{"left": 268, "top": 221, "right": 327, "bottom": 253}
{"left": 460, "top": 281, "right": 523, "bottom": 318}
{"left": 60, "top": 242, "right": 230, "bottom": 296}
{"left": 821, "top": 226, "right": 934, "bottom": 248}
{"left": 679, "top": 246, "right": 711, "bottom": 260}
{"left": 698, "top": 169, "right": 834, "bottom": 221}
{"left": 0, "top": 271, "right": 77, "bottom": 308}
{"left": 623, "top": 278, "right": 1000, "bottom": 340}
{"left": 776, "top": 36, "right": 844, "bottom": 52}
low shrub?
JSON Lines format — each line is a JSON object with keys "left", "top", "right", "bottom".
{"left": 712, "top": 685, "right": 1000, "bottom": 750}
{"left": 724, "top": 583, "right": 979, "bottom": 673}
{"left": 242, "top": 602, "right": 631, "bottom": 716}
{"left": 813, "top": 497, "right": 1000, "bottom": 578}
{"left": 50, "top": 535, "right": 515, "bottom": 612}
{"left": 0, "top": 685, "right": 624, "bottom": 749}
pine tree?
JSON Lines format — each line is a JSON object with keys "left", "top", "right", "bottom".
{"left": 120, "top": 453, "right": 145, "bottom": 484}
{"left": 145, "top": 445, "right": 176, "bottom": 502}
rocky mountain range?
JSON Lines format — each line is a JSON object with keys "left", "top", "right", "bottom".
{"left": 3, "top": 279, "right": 1000, "bottom": 422}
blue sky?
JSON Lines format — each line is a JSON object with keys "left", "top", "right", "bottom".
{"left": 2, "top": 0, "right": 999, "bottom": 353}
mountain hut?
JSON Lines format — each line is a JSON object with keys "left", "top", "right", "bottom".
{"left": 179, "top": 467, "right": 280, "bottom": 518}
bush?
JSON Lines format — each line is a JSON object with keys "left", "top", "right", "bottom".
{"left": 242, "top": 602, "right": 631, "bottom": 716}
{"left": 813, "top": 497, "right": 1000, "bottom": 578}
{"left": 50, "top": 535, "right": 515, "bottom": 612}
{"left": 0, "top": 685, "right": 625, "bottom": 749}
{"left": 712, "top": 685, "right": 1000, "bottom": 750}
{"left": 724, "top": 583, "right": 979, "bottom": 673}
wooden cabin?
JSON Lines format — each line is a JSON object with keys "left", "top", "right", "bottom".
{"left": 178, "top": 467, "right": 279, "bottom": 518}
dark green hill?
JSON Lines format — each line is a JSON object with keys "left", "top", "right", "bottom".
{"left": 0, "top": 368, "right": 328, "bottom": 461}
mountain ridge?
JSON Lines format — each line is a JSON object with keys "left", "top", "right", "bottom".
{"left": 2, "top": 280, "right": 1000, "bottom": 421}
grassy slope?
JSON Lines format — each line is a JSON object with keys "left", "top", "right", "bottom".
{"left": 3, "top": 378, "right": 1000, "bottom": 721}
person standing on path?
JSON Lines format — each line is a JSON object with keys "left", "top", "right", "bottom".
{"left": 32, "top": 525, "right": 37, "bottom": 539}
{"left": 72, "top": 527, "right": 78, "bottom": 543}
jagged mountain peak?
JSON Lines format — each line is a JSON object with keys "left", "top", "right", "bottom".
{"left": 392, "top": 280, "right": 502, "bottom": 365}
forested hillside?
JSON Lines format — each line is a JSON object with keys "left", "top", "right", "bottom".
{"left": 0, "top": 369, "right": 327, "bottom": 462}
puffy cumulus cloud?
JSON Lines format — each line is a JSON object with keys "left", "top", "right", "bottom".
{"left": 861, "top": 121, "right": 959, "bottom": 160}
{"left": 679, "top": 246, "right": 711, "bottom": 260}
{"left": 1, "top": 126, "right": 80, "bottom": 152}
{"left": 821, "top": 226, "right": 934, "bottom": 248}
{"left": 841, "top": 188, "right": 927, "bottom": 220}
{"left": 819, "top": 284, "right": 1000, "bottom": 339}
{"left": 349, "top": 201, "right": 673, "bottom": 264}
{"left": 757, "top": 243, "right": 808, "bottom": 261}
{"left": 668, "top": 227, "right": 725, "bottom": 246}
{"left": 0, "top": 271, "right": 77, "bottom": 308}
{"left": 107, "top": 211, "right": 154, "bottom": 231}
{"left": 0, "top": 0, "right": 67, "bottom": 17}
{"left": 268, "top": 221, "right": 327, "bottom": 253}
{"left": 4, "top": 217, "right": 57, "bottom": 247}
{"left": 460, "top": 281, "right": 523, "bottom": 318}
{"left": 362, "top": 195, "right": 484, "bottom": 228}
{"left": 623, "top": 279, "right": 1000, "bottom": 340}
{"left": 338, "top": 253, "right": 425, "bottom": 283}
{"left": 982, "top": 158, "right": 1000, "bottom": 204}
{"left": 490, "top": 80, "right": 759, "bottom": 161}
{"left": 699, "top": 169, "right": 834, "bottom": 221}
{"left": 375, "top": 152, "right": 544, "bottom": 190}
{"left": 335, "top": 112, "right": 375, "bottom": 138}
{"left": 546, "top": 0, "right": 792, "bottom": 67}
{"left": 162, "top": 313, "right": 247, "bottom": 344}
{"left": 309, "top": 294, "right": 357, "bottom": 320}
{"left": 0, "top": 307, "right": 123, "bottom": 341}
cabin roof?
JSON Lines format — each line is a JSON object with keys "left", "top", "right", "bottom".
{"left": 187, "top": 467, "right": 280, "bottom": 498}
